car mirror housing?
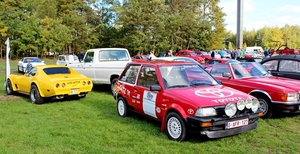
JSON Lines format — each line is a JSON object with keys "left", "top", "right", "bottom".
{"left": 222, "top": 72, "right": 231, "bottom": 78}
{"left": 150, "top": 85, "right": 161, "bottom": 91}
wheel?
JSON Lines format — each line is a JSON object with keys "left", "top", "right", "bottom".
{"left": 111, "top": 78, "right": 118, "bottom": 98}
{"left": 117, "top": 97, "right": 128, "bottom": 117}
{"left": 30, "top": 84, "right": 44, "bottom": 104}
{"left": 6, "top": 79, "right": 15, "bottom": 95}
{"left": 165, "top": 112, "right": 188, "bottom": 141}
{"left": 18, "top": 66, "right": 21, "bottom": 73}
{"left": 258, "top": 96, "right": 273, "bottom": 118}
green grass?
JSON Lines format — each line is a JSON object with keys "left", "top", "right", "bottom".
{"left": 1, "top": 58, "right": 300, "bottom": 153}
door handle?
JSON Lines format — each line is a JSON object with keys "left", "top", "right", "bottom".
{"left": 134, "top": 87, "right": 138, "bottom": 91}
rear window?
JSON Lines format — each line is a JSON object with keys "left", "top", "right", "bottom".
{"left": 43, "top": 68, "right": 70, "bottom": 75}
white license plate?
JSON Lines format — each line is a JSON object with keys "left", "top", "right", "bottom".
{"left": 225, "top": 118, "right": 249, "bottom": 129}
{"left": 71, "top": 89, "right": 78, "bottom": 94}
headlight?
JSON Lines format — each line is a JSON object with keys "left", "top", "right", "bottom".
{"left": 245, "top": 97, "right": 253, "bottom": 109}
{"left": 251, "top": 99, "right": 260, "bottom": 113}
{"left": 225, "top": 103, "right": 237, "bottom": 117}
{"left": 195, "top": 108, "right": 217, "bottom": 117}
{"left": 279, "top": 93, "right": 299, "bottom": 102}
{"left": 237, "top": 99, "right": 245, "bottom": 111}
{"left": 287, "top": 93, "right": 299, "bottom": 101}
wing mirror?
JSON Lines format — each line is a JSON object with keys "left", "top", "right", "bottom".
{"left": 42, "top": 61, "right": 45, "bottom": 63}
{"left": 222, "top": 72, "right": 231, "bottom": 78}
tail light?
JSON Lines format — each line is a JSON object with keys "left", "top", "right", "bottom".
{"left": 55, "top": 83, "right": 60, "bottom": 88}
{"left": 82, "top": 81, "right": 86, "bottom": 85}
{"left": 87, "top": 81, "right": 91, "bottom": 85}
{"left": 61, "top": 83, "right": 65, "bottom": 88}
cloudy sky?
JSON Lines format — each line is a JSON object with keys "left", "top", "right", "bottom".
{"left": 219, "top": 0, "right": 300, "bottom": 33}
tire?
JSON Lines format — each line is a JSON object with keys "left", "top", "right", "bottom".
{"left": 18, "top": 66, "right": 21, "bottom": 73}
{"left": 258, "top": 96, "right": 273, "bottom": 118}
{"left": 165, "top": 112, "right": 188, "bottom": 141}
{"left": 111, "top": 78, "right": 118, "bottom": 98}
{"left": 117, "top": 97, "right": 128, "bottom": 117}
{"left": 6, "top": 79, "right": 15, "bottom": 95}
{"left": 30, "top": 84, "right": 44, "bottom": 104}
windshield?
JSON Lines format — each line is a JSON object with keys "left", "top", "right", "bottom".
{"left": 231, "top": 62, "right": 269, "bottom": 78}
{"left": 159, "top": 64, "right": 218, "bottom": 89}
{"left": 24, "top": 58, "right": 42, "bottom": 63}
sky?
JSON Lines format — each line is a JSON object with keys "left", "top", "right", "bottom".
{"left": 219, "top": 0, "right": 300, "bottom": 33}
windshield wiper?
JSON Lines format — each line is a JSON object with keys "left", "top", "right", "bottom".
{"left": 168, "top": 85, "right": 189, "bottom": 88}
{"left": 190, "top": 82, "right": 214, "bottom": 86}
{"left": 261, "top": 72, "right": 269, "bottom": 76}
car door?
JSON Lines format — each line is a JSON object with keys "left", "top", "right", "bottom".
{"left": 80, "top": 51, "right": 95, "bottom": 79}
{"left": 278, "top": 59, "right": 300, "bottom": 80}
{"left": 18, "top": 68, "right": 37, "bottom": 93}
{"left": 135, "top": 65, "right": 161, "bottom": 119}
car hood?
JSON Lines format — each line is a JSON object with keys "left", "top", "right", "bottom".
{"left": 238, "top": 76, "right": 300, "bottom": 91}
{"left": 165, "top": 85, "right": 252, "bottom": 107}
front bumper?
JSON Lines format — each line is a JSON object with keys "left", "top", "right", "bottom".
{"left": 272, "top": 101, "right": 300, "bottom": 113}
{"left": 187, "top": 114, "right": 259, "bottom": 138}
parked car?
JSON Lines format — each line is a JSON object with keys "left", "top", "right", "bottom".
{"left": 260, "top": 54, "right": 300, "bottom": 80}
{"left": 6, "top": 65, "right": 93, "bottom": 104}
{"left": 208, "top": 62, "right": 300, "bottom": 118}
{"left": 175, "top": 50, "right": 205, "bottom": 64}
{"left": 18, "top": 57, "right": 45, "bottom": 73}
{"left": 195, "top": 51, "right": 212, "bottom": 63}
{"left": 115, "top": 60, "right": 262, "bottom": 141}
{"left": 151, "top": 56, "right": 199, "bottom": 64}
{"left": 67, "top": 48, "right": 132, "bottom": 97}
{"left": 238, "top": 58, "right": 262, "bottom": 63}
{"left": 56, "top": 54, "right": 80, "bottom": 66}
{"left": 203, "top": 58, "right": 239, "bottom": 72}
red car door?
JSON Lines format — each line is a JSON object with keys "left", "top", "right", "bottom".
{"left": 134, "top": 65, "right": 163, "bottom": 119}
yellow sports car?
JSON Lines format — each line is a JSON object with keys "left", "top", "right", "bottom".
{"left": 6, "top": 65, "right": 93, "bottom": 104}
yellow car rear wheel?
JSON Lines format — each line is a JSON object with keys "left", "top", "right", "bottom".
{"left": 30, "top": 84, "right": 44, "bottom": 104}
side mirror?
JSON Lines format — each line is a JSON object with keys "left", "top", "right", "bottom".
{"left": 42, "top": 61, "right": 45, "bottom": 63}
{"left": 150, "top": 85, "right": 161, "bottom": 91}
{"left": 222, "top": 72, "right": 231, "bottom": 78}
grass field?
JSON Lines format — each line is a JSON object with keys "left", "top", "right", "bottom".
{"left": 1, "top": 58, "right": 300, "bottom": 153}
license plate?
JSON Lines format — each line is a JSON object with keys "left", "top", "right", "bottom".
{"left": 225, "top": 118, "right": 249, "bottom": 129}
{"left": 71, "top": 89, "right": 78, "bottom": 94}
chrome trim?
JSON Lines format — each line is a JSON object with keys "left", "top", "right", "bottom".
{"left": 271, "top": 101, "right": 300, "bottom": 105}
{"left": 249, "top": 90, "right": 272, "bottom": 101}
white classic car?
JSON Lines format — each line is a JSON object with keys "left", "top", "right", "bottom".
{"left": 18, "top": 57, "right": 46, "bottom": 73}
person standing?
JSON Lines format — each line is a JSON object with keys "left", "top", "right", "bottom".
{"left": 211, "top": 50, "right": 215, "bottom": 60}
{"left": 148, "top": 50, "right": 156, "bottom": 60}
{"left": 165, "top": 50, "right": 173, "bottom": 57}
{"left": 25, "top": 59, "right": 33, "bottom": 73}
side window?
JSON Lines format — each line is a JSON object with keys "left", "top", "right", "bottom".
{"left": 137, "top": 66, "right": 159, "bottom": 88}
{"left": 84, "top": 52, "right": 94, "bottom": 63}
{"left": 210, "top": 64, "right": 230, "bottom": 76}
{"left": 119, "top": 65, "right": 140, "bottom": 84}
{"left": 262, "top": 60, "right": 278, "bottom": 71}
{"left": 279, "top": 60, "right": 296, "bottom": 72}
{"left": 28, "top": 68, "right": 38, "bottom": 77}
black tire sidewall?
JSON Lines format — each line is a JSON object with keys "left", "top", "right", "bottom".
{"left": 165, "top": 112, "right": 187, "bottom": 141}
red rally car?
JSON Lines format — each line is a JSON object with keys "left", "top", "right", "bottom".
{"left": 115, "top": 61, "right": 262, "bottom": 141}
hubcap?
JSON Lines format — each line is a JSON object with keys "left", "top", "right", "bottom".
{"left": 30, "top": 88, "right": 36, "bottom": 103}
{"left": 259, "top": 99, "right": 268, "bottom": 116}
{"left": 167, "top": 117, "right": 182, "bottom": 139}
{"left": 118, "top": 100, "right": 125, "bottom": 115}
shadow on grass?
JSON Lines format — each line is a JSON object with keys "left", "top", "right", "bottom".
{"left": 91, "top": 84, "right": 111, "bottom": 95}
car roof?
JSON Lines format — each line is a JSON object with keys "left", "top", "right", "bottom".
{"left": 261, "top": 54, "right": 300, "bottom": 62}
{"left": 130, "top": 60, "right": 194, "bottom": 66}
{"left": 152, "top": 56, "right": 193, "bottom": 61}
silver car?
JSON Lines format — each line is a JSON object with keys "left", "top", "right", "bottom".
{"left": 18, "top": 57, "right": 45, "bottom": 73}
